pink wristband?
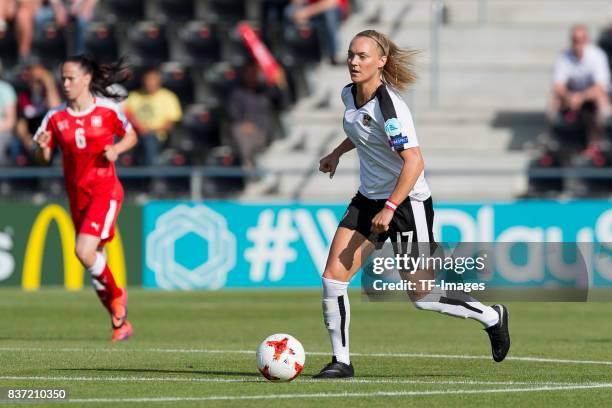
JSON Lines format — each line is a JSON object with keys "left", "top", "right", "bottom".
{"left": 385, "top": 200, "right": 398, "bottom": 211}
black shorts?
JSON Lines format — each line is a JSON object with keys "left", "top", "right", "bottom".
{"left": 338, "top": 191, "right": 435, "bottom": 245}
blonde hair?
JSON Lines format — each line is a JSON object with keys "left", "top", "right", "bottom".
{"left": 354, "top": 30, "right": 418, "bottom": 91}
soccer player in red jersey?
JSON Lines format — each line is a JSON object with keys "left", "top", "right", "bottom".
{"left": 33, "top": 55, "right": 138, "bottom": 341}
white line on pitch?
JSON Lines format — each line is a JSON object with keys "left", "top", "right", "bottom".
{"left": 2, "top": 347, "right": 612, "bottom": 366}
{"left": 66, "top": 384, "right": 612, "bottom": 403}
{"left": 0, "top": 375, "right": 592, "bottom": 387}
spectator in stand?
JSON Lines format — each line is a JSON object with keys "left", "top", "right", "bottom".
{"left": 549, "top": 24, "right": 611, "bottom": 149}
{"left": 123, "top": 66, "right": 182, "bottom": 166}
{"left": 0, "top": 63, "right": 17, "bottom": 166}
{"left": 15, "top": 0, "right": 97, "bottom": 61}
{"left": 287, "top": 0, "right": 350, "bottom": 65}
{"left": 227, "top": 63, "right": 290, "bottom": 173}
{"left": 11, "top": 61, "right": 60, "bottom": 165}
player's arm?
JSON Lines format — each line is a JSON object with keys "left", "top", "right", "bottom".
{"left": 388, "top": 147, "right": 424, "bottom": 205}
{"left": 103, "top": 127, "right": 138, "bottom": 162}
{"left": 319, "top": 137, "right": 355, "bottom": 179}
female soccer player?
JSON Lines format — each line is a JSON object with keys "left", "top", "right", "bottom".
{"left": 34, "top": 55, "right": 137, "bottom": 342}
{"left": 314, "top": 30, "right": 510, "bottom": 378}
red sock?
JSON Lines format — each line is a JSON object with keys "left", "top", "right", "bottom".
{"left": 92, "top": 264, "right": 123, "bottom": 313}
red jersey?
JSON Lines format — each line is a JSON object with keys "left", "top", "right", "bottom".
{"left": 35, "top": 98, "right": 132, "bottom": 210}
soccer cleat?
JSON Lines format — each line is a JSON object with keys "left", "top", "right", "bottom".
{"left": 110, "top": 290, "right": 127, "bottom": 330}
{"left": 111, "top": 320, "right": 133, "bottom": 342}
{"left": 312, "top": 356, "right": 354, "bottom": 379}
{"left": 485, "top": 304, "right": 510, "bottom": 362}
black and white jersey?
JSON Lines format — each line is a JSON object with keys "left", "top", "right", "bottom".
{"left": 341, "top": 83, "right": 431, "bottom": 201}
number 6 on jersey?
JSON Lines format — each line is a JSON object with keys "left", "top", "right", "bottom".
{"left": 75, "top": 128, "right": 87, "bottom": 149}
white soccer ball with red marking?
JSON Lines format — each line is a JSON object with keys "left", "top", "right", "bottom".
{"left": 256, "top": 333, "right": 305, "bottom": 382}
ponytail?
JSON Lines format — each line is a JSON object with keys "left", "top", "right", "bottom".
{"left": 62, "top": 55, "right": 131, "bottom": 101}
{"left": 354, "top": 30, "right": 418, "bottom": 91}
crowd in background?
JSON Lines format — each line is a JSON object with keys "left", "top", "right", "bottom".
{"left": 0, "top": 0, "right": 349, "bottom": 174}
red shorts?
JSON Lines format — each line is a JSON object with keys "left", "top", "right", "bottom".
{"left": 71, "top": 189, "right": 123, "bottom": 247}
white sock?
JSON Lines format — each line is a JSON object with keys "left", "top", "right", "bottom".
{"left": 88, "top": 252, "right": 106, "bottom": 277}
{"left": 413, "top": 288, "right": 499, "bottom": 328}
{"left": 322, "top": 277, "right": 351, "bottom": 364}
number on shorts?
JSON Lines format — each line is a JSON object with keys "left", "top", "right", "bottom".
{"left": 75, "top": 128, "right": 86, "bottom": 149}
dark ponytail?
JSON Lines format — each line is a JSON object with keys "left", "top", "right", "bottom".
{"left": 62, "top": 55, "right": 131, "bottom": 101}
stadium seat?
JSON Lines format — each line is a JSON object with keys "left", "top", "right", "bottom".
{"left": 122, "top": 65, "right": 146, "bottom": 92}
{"left": 0, "top": 25, "right": 18, "bottom": 68}
{"left": 570, "top": 146, "right": 612, "bottom": 197}
{"left": 279, "top": 23, "right": 322, "bottom": 65}
{"left": 225, "top": 24, "right": 262, "bottom": 66}
{"left": 208, "top": 0, "right": 247, "bottom": 24}
{"left": 84, "top": 22, "right": 118, "bottom": 63}
{"left": 105, "top": 0, "right": 145, "bottom": 22}
{"left": 160, "top": 62, "right": 195, "bottom": 106}
{"left": 177, "top": 21, "right": 221, "bottom": 67}
{"left": 203, "top": 62, "right": 241, "bottom": 100}
{"left": 526, "top": 151, "right": 564, "bottom": 196}
{"left": 181, "top": 101, "right": 223, "bottom": 162}
{"left": 32, "top": 23, "right": 67, "bottom": 67}
{"left": 127, "top": 21, "right": 169, "bottom": 66}
{"left": 156, "top": 0, "right": 195, "bottom": 22}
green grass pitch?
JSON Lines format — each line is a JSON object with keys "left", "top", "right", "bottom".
{"left": 1, "top": 288, "right": 612, "bottom": 407}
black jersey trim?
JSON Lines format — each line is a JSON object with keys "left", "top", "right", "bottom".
{"left": 351, "top": 83, "right": 385, "bottom": 109}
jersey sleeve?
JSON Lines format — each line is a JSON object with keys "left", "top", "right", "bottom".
{"left": 340, "top": 84, "right": 352, "bottom": 107}
{"left": 34, "top": 108, "right": 58, "bottom": 150}
{"left": 377, "top": 86, "right": 419, "bottom": 151}
{"left": 110, "top": 103, "right": 133, "bottom": 137}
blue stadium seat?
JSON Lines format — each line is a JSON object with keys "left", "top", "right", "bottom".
{"left": 127, "top": 21, "right": 169, "bottom": 66}
{"left": 32, "top": 23, "right": 67, "bottom": 67}
{"left": 105, "top": 0, "right": 145, "bottom": 22}
{"left": 177, "top": 21, "right": 221, "bottom": 67}
{"left": 84, "top": 22, "right": 118, "bottom": 63}
{"left": 160, "top": 62, "right": 194, "bottom": 106}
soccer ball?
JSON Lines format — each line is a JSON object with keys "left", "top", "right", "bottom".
{"left": 256, "top": 333, "right": 305, "bottom": 382}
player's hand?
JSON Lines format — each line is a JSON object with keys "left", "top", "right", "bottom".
{"left": 103, "top": 145, "right": 119, "bottom": 162}
{"left": 34, "top": 131, "right": 51, "bottom": 149}
{"left": 319, "top": 152, "right": 340, "bottom": 179}
{"left": 371, "top": 208, "right": 394, "bottom": 234}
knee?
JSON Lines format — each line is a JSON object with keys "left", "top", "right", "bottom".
{"left": 322, "top": 268, "right": 347, "bottom": 282}
{"left": 74, "top": 244, "right": 95, "bottom": 267}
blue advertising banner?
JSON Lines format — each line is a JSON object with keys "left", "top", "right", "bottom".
{"left": 143, "top": 201, "right": 611, "bottom": 290}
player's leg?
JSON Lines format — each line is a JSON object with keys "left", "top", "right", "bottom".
{"left": 314, "top": 226, "right": 375, "bottom": 379}
{"left": 394, "top": 197, "right": 510, "bottom": 361}
{"left": 77, "top": 196, "right": 132, "bottom": 341}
